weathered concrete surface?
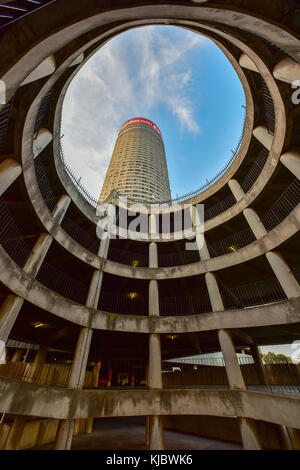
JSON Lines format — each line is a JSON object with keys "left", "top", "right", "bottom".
{"left": 0, "top": 243, "right": 300, "bottom": 333}
{"left": 0, "top": 377, "right": 300, "bottom": 430}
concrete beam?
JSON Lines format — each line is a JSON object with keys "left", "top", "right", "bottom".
{"left": 239, "top": 53, "right": 259, "bottom": 73}
{"left": 33, "top": 128, "right": 53, "bottom": 158}
{"left": 273, "top": 57, "right": 300, "bottom": 84}
{"left": 1, "top": 379, "right": 300, "bottom": 431}
{"left": 0, "top": 159, "right": 22, "bottom": 196}
{"left": 21, "top": 55, "right": 56, "bottom": 86}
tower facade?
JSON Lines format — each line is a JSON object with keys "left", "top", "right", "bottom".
{"left": 99, "top": 118, "right": 171, "bottom": 203}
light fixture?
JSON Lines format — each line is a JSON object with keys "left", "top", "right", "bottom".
{"left": 167, "top": 335, "right": 179, "bottom": 340}
{"left": 31, "top": 321, "right": 50, "bottom": 329}
{"left": 228, "top": 245, "right": 238, "bottom": 252}
{"left": 128, "top": 292, "right": 137, "bottom": 300}
{"left": 131, "top": 260, "right": 139, "bottom": 267}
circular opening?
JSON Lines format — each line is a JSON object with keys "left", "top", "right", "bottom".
{"left": 61, "top": 25, "right": 246, "bottom": 203}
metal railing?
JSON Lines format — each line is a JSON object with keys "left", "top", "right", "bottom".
{"left": 85, "top": 358, "right": 147, "bottom": 388}
{"left": 0, "top": 347, "right": 73, "bottom": 387}
{"left": 220, "top": 276, "right": 287, "bottom": 310}
{"left": 36, "top": 262, "right": 89, "bottom": 304}
{"left": 261, "top": 77, "right": 275, "bottom": 135}
{"left": 98, "top": 292, "right": 147, "bottom": 316}
{"left": 204, "top": 193, "right": 236, "bottom": 221}
{"left": 257, "top": 35, "right": 296, "bottom": 61}
{"left": 160, "top": 291, "right": 211, "bottom": 316}
{"left": 0, "top": 197, "right": 32, "bottom": 267}
{"left": 61, "top": 216, "right": 100, "bottom": 255}
{"left": 34, "top": 89, "right": 54, "bottom": 134}
{"left": 163, "top": 355, "right": 300, "bottom": 395}
{"left": 0, "top": 0, "right": 55, "bottom": 30}
{"left": 158, "top": 249, "right": 200, "bottom": 268}
{"left": 240, "top": 146, "right": 269, "bottom": 193}
{"left": 162, "top": 358, "right": 229, "bottom": 388}
{"left": 159, "top": 276, "right": 286, "bottom": 316}
{"left": 59, "top": 138, "right": 100, "bottom": 207}
{"left": 107, "top": 247, "right": 148, "bottom": 267}
{"left": 34, "top": 154, "right": 60, "bottom": 211}
{"left": 261, "top": 178, "right": 300, "bottom": 231}
{"left": 0, "top": 99, "right": 13, "bottom": 155}
{"left": 208, "top": 227, "right": 256, "bottom": 258}
{"left": 238, "top": 355, "right": 300, "bottom": 395}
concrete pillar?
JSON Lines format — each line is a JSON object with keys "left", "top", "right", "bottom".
{"left": 10, "top": 348, "right": 24, "bottom": 363}
{"left": 149, "top": 242, "right": 158, "bottom": 268}
{"left": 239, "top": 53, "right": 258, "bottom": 73}
{"left": 243, "top": 208, "right": 268, "bottom": 239}
{"left": 4, "top": 416, "right": 27, "bottom": 450}
{"left": 273, "top": 57, "right": 300, "bottom": 84}
{"left": 280, "top": 425, "right": 293, "bottom": 450}
{"left": 86, "top": 270, "right": 103, "bottom": 309}
{"left": 92, "top": 361, "right": 101, "bottom": 387}
{"left": 149, "top": 416, "right": 165, "bottom": 451}
{"left": 205, "top": 272, "right": 224, "bottom": 312}
{"left": 149, "top": 280, "right": 159, "bottom": 317}
{"left": 253, "top": 126, "right": 273, "bottom": 150}
{"left": 145, "top": 416, "right": 150, "bottom": 446}
{"left": 23, "top": 233, "right": 53, "bottom": 277}
{"left": 228, "top": 179, "right": 245, "bottom": 202}
{"left": 69, "top": 53, "right": 84, "bottom": 67}
{"left": 238, "top": 417, "right": 262, "bottom": 450}
{"left": 227, "top": 180, "right": 268, "bottom": 239}
{"left": 266, "top": 251, "right": 300, "bottom": 299}
{"left": 197, "top": 235, "right": 210, "bottom": 261}
{"left": 280, "top": 151, "right": 300, "bottom": 180}
{"left": 54, "top": 419, "right": 74, "bottom": 451}
{"left": 0, "top": 159, "right": 22, "bottom": 196}
{"left": 54, "top": 327, "right": 93, "bottom": 450}
{"left": 0, "top": 296, "right": 24, "bottom": 343}
{"left": 68, "top": 327, "right": 93, "bottom": 389}
{"left": 85, "top": 418, "right": 93, "bottom": 435}
{"left": 149, "top": 212, "right": 159, "bottom": 240}
{"left": 286, "top": 427, "right": 300, "bottom": 450}
{"left": 21, "top": 54, "right": 56, "bottom": 86}
{"left": 149, "top": 334, "right": 162, "bottom": 389}
{"left": 33, "top": 128, "right": 53, "bottom": 158}
{"left": 52, "top": 194, "right": 71, "bottom": 223}
{"left": 26, "top": 347, "right": 47, "bottom": 383}
{"left": 98, "top": 234, "right": 110, "bottom": 259}
{"left": 250, "top": 344, "right": 269, "bottom": 387}
{"left": 218, "top": 329, "right": 246, "bottom": 390}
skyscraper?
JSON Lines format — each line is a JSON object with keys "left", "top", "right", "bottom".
{"left": 99, "top": 118, "right": 171, "bottom": 203}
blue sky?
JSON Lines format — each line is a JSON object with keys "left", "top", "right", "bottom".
{"left": 62, "top": 25, "right": 245, "bottom": 201}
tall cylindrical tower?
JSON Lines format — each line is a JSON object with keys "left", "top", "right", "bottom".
{"left": 99, "top": 118, "right": 171, "bottom": 203}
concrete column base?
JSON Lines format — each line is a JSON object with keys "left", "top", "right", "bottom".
{"left": 287, "top": 427, "right": 300, "bottom": 450}
{"left": 218, "top": 329, "right": 246, "bottom": 390}
{"left": 266, "top": 251, "right": 300, "bottom": 298}
{"left": 149, "top": 416, "right": 165, "bottom": 450}
{"left": 0, "top": 295, "right": 24, "bottom": 343}
{"left": 238, "top": 418, "right": 262, "bottom": 450}
{"left": 54, "top": 419, "right": 74, "bottom": 450}
{"left": 149, "top": 333, "right": 162, "bottom": 389}
{"left": 280, "top": 425, "right": 293, "bottom": 450}
{"left": 86, "top": 418, "right": 93, "bottom": 434}
{"left": 4, "top": 416, "right": 27, "bottom": 450}
{"left": 145, "top": 416, "right": 150, "bottom": 446}
{"left": 205, "top": 272, "right": 224, "bottom": 312}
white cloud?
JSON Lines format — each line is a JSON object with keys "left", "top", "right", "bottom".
{"left": 61, "top": 26, "right": 209, "bottom": 199}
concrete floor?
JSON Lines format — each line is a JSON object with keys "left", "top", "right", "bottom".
{"left": 35, "top": 417, "right": 243, "bottom": 450}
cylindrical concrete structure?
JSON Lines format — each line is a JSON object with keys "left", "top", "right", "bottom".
{"left": 99, "top": 118, "right": 171, "bottom": 203}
